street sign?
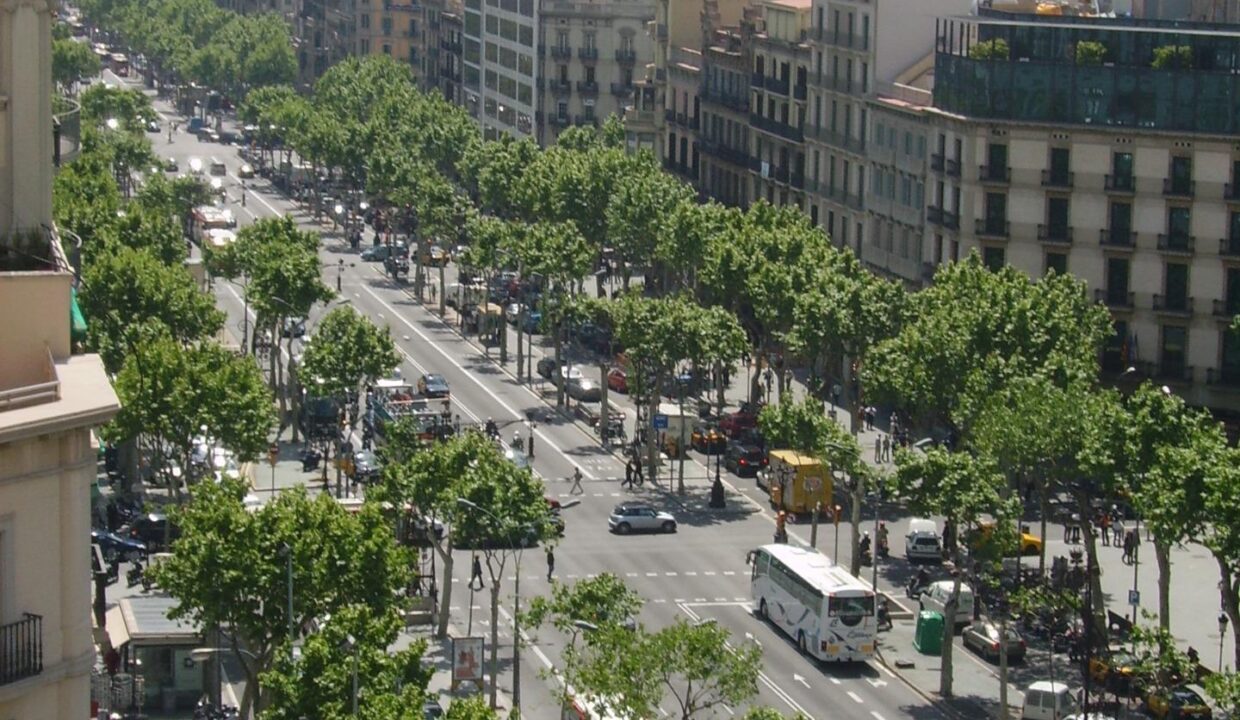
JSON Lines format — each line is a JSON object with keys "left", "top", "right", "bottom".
{"left": 653, "top": 414, "right": 669, "bottom": 430}
{"left": 267, "top": 443, "right": 279, "bottom": 467}
{"left": 1129, "top": 589, "right": 1140, "bottom": 607}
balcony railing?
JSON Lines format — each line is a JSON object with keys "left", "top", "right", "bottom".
{"left": 576, "top": 80, "right": 598, "bottom": 95}
{"left": 764, "top": 74, "right": 790, "bottom": 96}
{"left": 574, "top": 114, "right": 598, "bottom": 127}
{"left": 699, "top": 86, "right": 749, "bottom": 113}
{"left": 578, "top": 47, "right": 598, "bottom": 61}
{"left": 53, "top": 96, "right": 81, "bottom": 167}
{"left": 610, "top": 82, "right": 633, "bottom": 97}
{"left": 804, "top": 124, "right": 864, "bottom": 154}
{"left": 1213, "top": 299, "right": 1240, "bottom": 318}
{"left": 1163, "top": 178, "right": 1196, "bottom": 199}
{"left": 549, "top": 79, "right": 572, "bottom": 95}
{"left": 1220, "top": 237, "right": 1240, "bottom": 257}
{"left": 978, "top": 164, "right": 1010, "bottom": 184}
{"left": 1153, "top": 294, "right": 1194, "bottom": 315}
{"left": 548, "top": 114, "right": 570, "bottom": 127}
{"left": 975, "top": 219, "right": 1010, "bottom": 239}
{"left": 1099, "top": 228, "right": 1137, "bottom": 249}
{"left": 1041, "top": 169, "right": 1075, "bottom": 189}
{"left": 1155, "top": 364, "right": 1194, "bottom": 384}
{"left": 1095, "top": 288, "right": 1135, "bottom": 309}
{"left": 699, "top": 138, "right": 750, "bottom": 168}
{"left": 1207, "top": 367, "right": 1240, "bottom": 387}
{"left": 927, "top": 205, "right": 960, "bottom": 231}
{"left": 1037, "top": 224, "right": 1073, "bottom": 244}
{"left": 750, "top": 113, "right": 804, "bottom": 143}
{"left": 1105, "top": 174, "right": 1136, "bottom": 193}
{"left": 791, "top": 171, "right": 805, "bottom": 190}
{"left": 1157, "top": 233, "right": 1195, "bottom": 255}
{"left": 615, "top": 48, "right": 636, "bottom": 63}
{"left": 793, "top": 84, "right": 807, "bottom": 101}
{"left": 550, "top": 45, "right": 571, "bottom": 60}
{"left": 0, "top": 614, "right": 43, "bottom": 686}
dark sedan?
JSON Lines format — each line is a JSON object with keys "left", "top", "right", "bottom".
{"left": 125, "top": 513, "right": 180, "bottom": 551}
{"left": 724, "top": 442, "right": 767, "bottom": 477}
{"left": 352, "top": 450, "right": 382, "bottom": 484}
{"left": 418, "top": 373, "right": 450, "bottom": 398}
{"left": 92, "top": 529, "right": 147, "bottom": 563}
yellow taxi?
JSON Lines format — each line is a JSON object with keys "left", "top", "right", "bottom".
{"left": 1088, "top": 649, "right": 1144, "bottom": 694}
{"left": 1146, "top": 685, "right": 1212, "bottom": 719}
{"left": 967, "top": 521, "right": 1043, "bottom": 557}
{"left": 690, "top": 424, "right": 726, "bottom": 454}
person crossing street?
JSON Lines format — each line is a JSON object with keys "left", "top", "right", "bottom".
{"left": 469, "top": 554, "right": 485, "bottom": 591}
{"left": 569, "top": 466, "right": 584, "bottom": 495}
{"left": 546, "top": 547, "right": 555, "bottom": 582}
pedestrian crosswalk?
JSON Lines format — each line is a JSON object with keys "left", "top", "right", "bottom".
{"left": 446, "top": 567, "right": 746, "bottom": 583}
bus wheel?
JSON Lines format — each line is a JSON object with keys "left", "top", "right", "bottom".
{"left": 797, "top": 631, "right": 808, "bottom": 655}
{"left": 759, "top": 599, "right": 769, "bottom": 620}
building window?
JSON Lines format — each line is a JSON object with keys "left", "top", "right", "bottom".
{"left": 382, "top": 43, "right": 391, "bottom": 54}
{"left": 556, "top": 30, "right": 568, "bottom": 49}
{"left": 1228, "top": 212, "right": 1240, "bottom": 254}
{"left": 1106, "top": 256, "right": 1130, "bottom": 305}
{"left": 1160, "top": 326, "right": 1187, "bottom": 378}
{"left": 1112, "top": 151, "right": 1134, "bottom": 189}
{"left": 1164, "top": 262, "right": 1189, "bottom": 311}
{"left": 1221, "top": 328, "right": 1240, "bottom": 385}
{"left": 556, "top": 101, "right": 568, "bottom": 120}
{"left": 381, "top": 16, "right": 392, "bottom": 34}
{"left": 1167, "top": 206, "right": 1191, "bottom": 246}
{"left": 583, "top": 32, "right": 595, "bottom": 50}
{"left": 1227, "top": 268, "right": 1240, "bottom": 316}
{"left": 1048, "top": 147, "right": 1071, "bottom": 185}
{"left": 983, "top": 192, "right": 1007, "bottom": 234}
{"left": 360, "top": 13, "right": 370, "bottom": 28}
{"left": 1046, "top": 197, "right": 1069, "bottom": 239}
{"left": 585, "top": 66, "right": 595, "bottom": 83}
{"left": 1045, "top": 252, "right": 1067, "bottom": 276}
{"left": 1108, "top": 201, "right": 1132, "bottom": 243}
{"left": 558, "top": 64, "right": 567, "bottom": 83}
{"left": 1103, "top": 320, "right": 1129, "bottom": 373}
{"left": 1169, "top": 155, "right": 1193, "bottom": 195}
{"left": 984, "top": 143, "right": 1008, "bottom": 180}
{"left": 982, "top": 246, "right": 1005, "bottom": 271}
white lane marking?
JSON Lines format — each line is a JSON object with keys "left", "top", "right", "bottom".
{"left": 877, "top": 663, "right": 896, "bottom": 679}
{"left": 228, "top": 171, "right": 282, "bottom": 216}
{"left": 684, "top": 571, "right": 697, "bottom": 576}
{"left": 829, "top": 677, "right": 841, "bottom": 685}
{"left": 704, "top": 571, "right": 717, "bottom": 576}
{"left": 793, "top": 674, "right": 811, "bottom": 689}
{"left": 721, "top": 703, "right": 734, "bottom": 716}
{"left": 665, "top": 572, "right": 678, "bottom": 576}
{"left": 653, "top": 598, "right": 667, "bottom": 603}
{"left": 361, "top": 284, "right": 599, "bottom": 479}
{"left": 871, "top": 713, "right": 887, "bottom": 720}
{"left": 646, "top": 572, "right": 659, "bottom": 577}
{"left": 723, "top": 571, "right": 737, "bottom": 576}
{"left": 626, "top": 573, "right": 638, "bottom": 577}
{"left": 867, "top": 678, "right": 888, "bottom": 688}
{"left": 846, "top": 691, "right": 863, "bottom": 704}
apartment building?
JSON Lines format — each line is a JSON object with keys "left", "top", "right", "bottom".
{"left": 438, "top": 9, "right": 466, "bottom": 104}
{"left": 747, "top": 0, "right": 810, "bottom": 208}
{"left": 295, "top": 0, "right": 357, "bottom": 84}
{"left": 356, "top": 0, "right": 429, "bottom": 82}
{"left": 698, "top": 23, "right": 754, "bottom": 205}
{"left": 0, "top": 0, "right": 122, "bottom": 717}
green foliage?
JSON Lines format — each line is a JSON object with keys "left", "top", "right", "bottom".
{"left": 1129, "top": 616, "right": 1198, "bottom": 692}
{"left": 758, "top": 399, "right": 833, "bottom": 455}
{"left": 969, "top": 39, "right": 1010, "bottom": 61}
{"left": 576, "top": 618, "right": 763, "bottom": 719}
{"left": 607, "top": 293, "right": 748, "bottom": 384}
{"left": 787, "top": 247, "right": 906, "bottom": 365}
{"left": 605, "top": 164, "right": 694, "bottom": 284}
{"left": 1075, "top": 41, "right": 1107, "bottom": 65}
{"left": 150, "top": 480, "right": 411, "bottom": 716}
{"left": 214, "top": 216, "right": 332, "bottom": 325}
{"left": 523, "top": 573, "right": 644, "bottom": 639}
{"left": 261, "top": 605, "right": 431, "bottom": 720}
{"left": 110, "top": 333, "right": 275, "bottom": 465}
{"left": 299, "top": 305, "right": 400, "bottom": 400}
{"left": 864, "top": 252, "right": 1111, "bottom": 436}
{"left": 443, "top": 697, "right": 500, "bottom": 720}
{"left": 53, "top": 37, "right": 102, "bottom": 90}
{"left": 79, "top": 84, "right": 156, "bottom": 130}
{"left": 1205, "top": 672, "right": 1240, "bottom": 718}
{"left": 1152, "top": 45, "right": 1193, "bottom": 70}
{"left": 79, "top": 245, "right": 224, "bottom": 372}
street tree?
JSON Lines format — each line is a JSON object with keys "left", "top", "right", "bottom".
{"left": 893, "top": 447, "right": 1015, "bottom": 698}
{"left": 1206, "top": 671, "right": 1240, "bottom": 718}
{"left": 151, "top": 480, "right": 411, "bottom": 718}
{"left": 1191, "top": 441, "right": 1240, "bottom": 668}
{"left": 78, "top": 245, "right": 224, "bottom": 372}
{"left": 299, "top": 304, "right": 400, "bottom": 414}
{"left": 53, "top": 37, "right": 102, "bottom": 92}
{"left": 110, "top": 334, "right": 275, "bottom": 492}
{"left": 443, "top": 697, "right": 500, "bottom": 720}
{"left": 456, "top": 134, "right": 539, "bottom": 218}
{"left": 576, "top": 617, "right": 763, "bottom": 720}
{"left": 1128, "top": 617, "right": 1200, "bottom": 699}
{"left": 261, "top": 604, "right": 431, "bottom": 720}
{"left": 605, "top": 164, "right": 694, "bottom": 292}
{"left": 864, "top": 252, "right": 1111, "bottom": 439}
{"left": 656, "top": 200, "right": 739, "bottom": 295}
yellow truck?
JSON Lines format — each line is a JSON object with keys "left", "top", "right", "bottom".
{"left": 758, "top": 450, "right": 832, "bottom": 517}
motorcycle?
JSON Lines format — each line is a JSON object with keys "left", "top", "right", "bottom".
{"left": 877, "top": 536, "right": 890, "bottom": 560}
{"left": 905, "top": 574, "right": 931, "bottom": 598}
{"left": 877, "top": 598, "right": 893, "bottom": 631}
{"left": 126, "top": 560, "right": 145, "bottom": 589}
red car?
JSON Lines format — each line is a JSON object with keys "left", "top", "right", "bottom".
{"left": 720, "top": 408, "right": 759, "bottom": 437}
{"left": 607, "top": 367, "right": 628, "bottom": 394}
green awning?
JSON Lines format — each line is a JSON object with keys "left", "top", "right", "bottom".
{"left": 70, "top": 286, "right": 87, "bottom": 343}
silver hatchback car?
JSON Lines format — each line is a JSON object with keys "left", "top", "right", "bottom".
{"left": 608, "top": 502, "right": 677, "bottom": 534}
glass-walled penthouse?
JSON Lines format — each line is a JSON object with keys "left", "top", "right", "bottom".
{"left": 933, "top": 14, "right": 1240, "bottom": 134}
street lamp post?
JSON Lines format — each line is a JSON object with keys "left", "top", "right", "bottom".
{"left": 1220, "top": 613, "right": 1229, "bottom": 671}
{"left": 709, "top": 444, "right": 725, "bottom": 509}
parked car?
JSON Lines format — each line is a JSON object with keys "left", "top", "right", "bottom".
{"left": 238, "top": 162, "right": 255, "bottom": 178}
{"left": 521, "top": 311, "right": 543, "bottom": 334}
{"left": 918, "top": 580, "right": 975, "bottom": 629}
{"left": 567, "top": 377, "right": 602, "bottom": 402}
{"left": 905, "top": 518, "right": 943, "bottom": 563}
{"left": 125, "top": 513, "right": 179, "bottom": 551}
{"left": 351, "top": 450, "right": 382, "bottom": 484}
{"left": 418, "top": 373, "right": 450, "bottom": 398}
{"left": 607, "top": 367, "right": 628, "bottom": 394}
{"left": 723, "top": 441, "right": 767, "bottom": 477}
{"left": 1088, "top": 649, "right": 1146, "bottom": 695}
{"left": 91, "top": 528, "right": 147, "bottom": 563}
{"left": 967, "top": 521, "right": 1043, "bottom": 557}
{"left": 554, "top": 365, "right": 585, "bottom": 387}
{"left": 420, "top": 244, "right": 450, "bottom": 267}
{"left": 720, "top": 403, "right": 762, "bottom": 437}
{"left": 962, "top": 619, "right": 1027, "bottom": 663}
{"left": 1146, "top": 686, "right": 1213, "bottom": 720}
{"left": 609, "top": 502, "right": 677, "bottom": 535}
{"left": 361, "top": 243, "right": 406, "bottom": 262}
{"left": 691, "top": 425, "right": 726, "bottom": 454}
{"left": 573, "top": 321, "right": 614, "bottom": 355}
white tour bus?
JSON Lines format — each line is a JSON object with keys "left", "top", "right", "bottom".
{"left": 748, "top": 543, "right": 877, "bottom": 662}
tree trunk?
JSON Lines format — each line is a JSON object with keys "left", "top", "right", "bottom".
{"left": 554, "top": 318, "right": 565, "bottom": 408}
{"left": 1038, "top": 483, "right": 1050, "bottom": 577}
{"left": 1212, "top": 553, "right": 1240, "bottom": 669}
{"left": 1155, "top": 540, "right": 1172, "bottom": 632}
{"left": 940, "top": 562, "right": 962, "bottom": 697}
{"left": 435, "top": 537, "right": 455, "bottom": 640}
{"left": 647, "top": 371, "right": 662, "bottom": 483}
{"left": 846, "top": 356, "right": 863, "bottom": 578}
{"left": 489, "top": 580, "right": 501, "bottom": 709}
{"left": 999, "top": 613, "right": 1010, "bottom": 719}
{"left": 1076, "top": 494, "right": 1107, "bottom": 649}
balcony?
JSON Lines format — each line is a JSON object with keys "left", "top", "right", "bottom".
{"left": 53, "top": 96, "right": 81, "bottom": 167}
{"left": 751, "top": 71, "right": 764, "bottom": 88}
{"left": 804, "top": 124, "right": 864, "bottom": 154}
{"left": 440, "top": 38, "right": 461, "bottom": 53}
{"left": 1153, "top": 294, "right": 1194, "bottom": 316}
{"left": 576, "top": 80, "right": 598, "bottom": 95}
{"left": 975, "top": 219, "right": 1010, "bottom": 239}
{"left": 610, "top": 82, "right": 633, "bottom": 97}
{"left": 791, "top": 171, "right": 805, "bottom": 190}
{"left": 1213, "top": 299, "right": 1240, "bottom": 318}
{"left": 750, "top": 113, "right": 804, "bottom": 143}
{"left": 1095, "top": 288, "right": 1135, "bottom": 310}
{"left": 1207, "top": 367, "right": 1240, "bottom": 387}
{"left": 548, "top": 114, "right": 570, "bottom": 127}
{"left": 574, "top": 114, "right": 598, "bottom": 127}
{"left": 1104, "top": 174, "right": 1136, "bottom": 194}
{"left": 1037, "top": 224, "right": 1073, "bottom": 245}
{"left": 1099, "top": 228, "right": 1137, "bottom": 250}
{"left": 1041, "top": 169, "right": 1075, "bottom": 189}
{"left": 764, "top": 75, "right": 790, "bottom": 96}
{"left": 1220, "top": 237, "right": 1240, "bottom": 257}
{"left": 1157, "top": 233, "right": 1195, "bottom": 255}
{"left": 1227, "top": 183, "right": 1240, "bottom": 202}
{"left": 1164, "top": 178, "right": 1196, "bottom": 199}
{"left": 615, "top": 48, "right": 636, "bottom": 63}
{"left": 549, "top": 79, "right": 572, "bottom": 95}
{"left": 550, "top": 45, "right": 571, "bottom": 60}
{"left": 699, "top": 86, "right": 749, "bottom": 114}
{"left": 1155, "top": 364, "right": 1195, "bottom": 384}
{"left": 699, "top": 138, "right": 750, "bottom": 167}
{"left": 927, "top": 205, "right": 960, "bottom": 231}
{"left": 578, "top": 47, "right": 598, "bottom": 61}
{"left": 793, "top": 84, "right": 807, "bottom": 101}
{"left": 821, "top": 31, "right": 865, "bottom": 51}
{"left": 978, "top": 164, "right": 1010, "bottom": 184}
{"left": 0, "top": 614, "right": 43, "bottom": 687}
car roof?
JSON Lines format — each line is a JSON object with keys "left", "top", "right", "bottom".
{"left": 615, "top": 502, "right": 654, "bottom": 511}
{"left": 424, "top": 373, "right": 445, "bottom": 381}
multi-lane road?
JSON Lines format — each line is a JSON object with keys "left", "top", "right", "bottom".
{"left": 95, "top": 69, "right": 948, "bottom": 720}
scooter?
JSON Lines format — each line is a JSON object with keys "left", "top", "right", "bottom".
{"left": 877, "top": 598, "right": 893, "bottom": 631}
{"left": 877, "top": 537, "right": 890, "bottom": 560}
{"left": 905, "top": 575, "right": 930, "bottom": 598}
{"left": 126, "top": 560, "right": 145, "bottom": 589}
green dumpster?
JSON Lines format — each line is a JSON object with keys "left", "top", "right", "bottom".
{"left": 914, "top": 610, "right": 944, "bottom": 655}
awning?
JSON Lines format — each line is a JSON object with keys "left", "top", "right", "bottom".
{"left": 104, "top": 606, "right": 130, "bottom": 649}
{"left": 70, "top": 287, "right": 87, "bottom": 344}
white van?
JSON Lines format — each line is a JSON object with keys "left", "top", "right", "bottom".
{"left": 918, "top": 579, "right": 974, "bottom": 628}
{"left": 905, "top": 518, "right": 942, "bottom": 562}
{"left": 1021, "top": 681, "right": 1078, "bottom": 720}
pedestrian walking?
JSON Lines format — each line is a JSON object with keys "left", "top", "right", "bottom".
{"left": 874, "top": 436, "right": 882, "bottom": 463}
{"left": 546, "top": 547, "right": 555, "bottom": 582}
{"left": 1122, "top": 529, "right": 1136, "bottom": 565}
{"left": 882, "top": 435, "right": 892, "bottom": 463}
{"left": 470, "top": 554, "right": 485, "bottom": 591}
{"left": 1069, "top": 515, "right": 1082, "bottom": 544}
{"left": 1099, "top": 511, "right": 1111, "bottom": 547}
{"left": 633, "top": 455, "right": 645, "bottom": 487}
{"left": 622, "top": 458, "right": 634, "bottom": 489}
{"left": 569, "top": 466, "right": 584, "bottom": 495}
{"left": 1112, "top": 517, "right": 1126, "bottom": 549}
{"left": 527, "top": 432, "right": 535, "bottom": 459}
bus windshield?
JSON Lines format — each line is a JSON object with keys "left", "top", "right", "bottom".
{"left": 828, "top": 595, "right": 874, "bottom": 626}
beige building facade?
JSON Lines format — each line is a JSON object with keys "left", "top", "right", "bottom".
{"left": 0, "top": 0, "right": 121, "bottom": 717}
